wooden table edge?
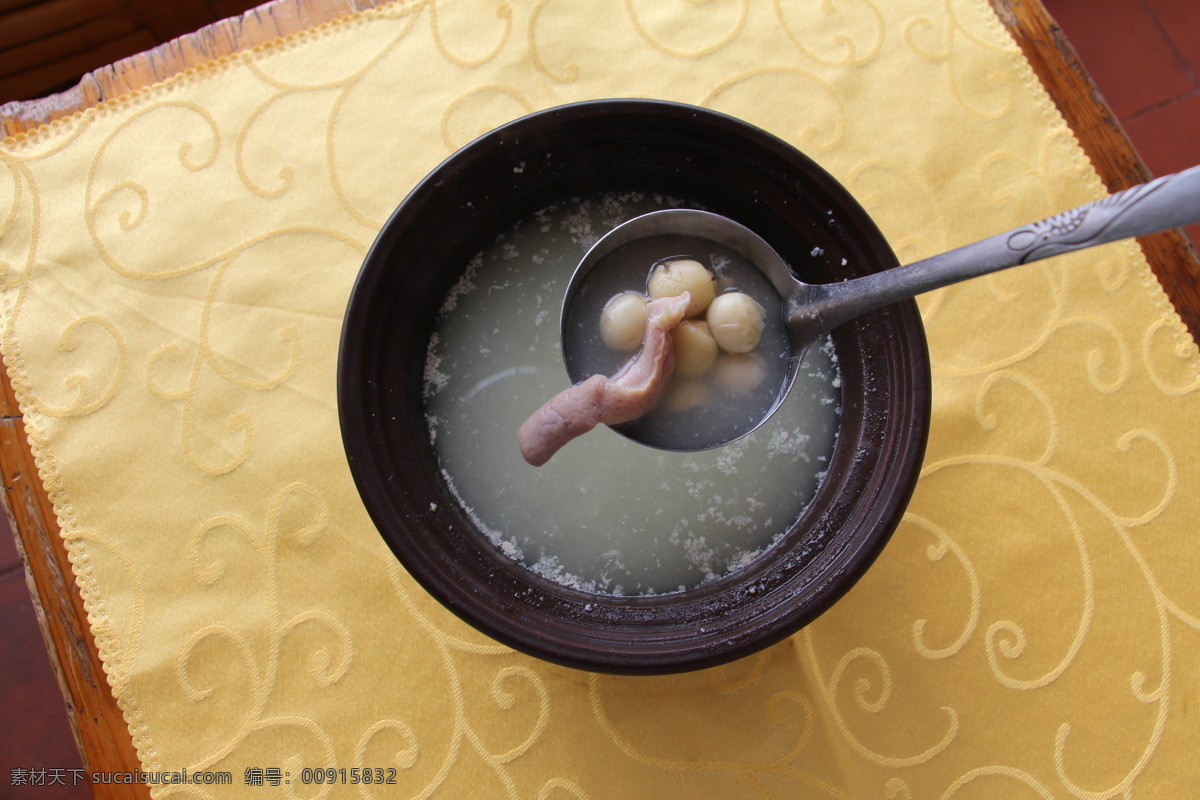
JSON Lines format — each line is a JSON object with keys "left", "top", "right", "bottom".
{"left": 1, "top": 372, "right": 143, "bottom": 798}
{"left": 1, "top": 2, "right": 1197, "bottom": 798}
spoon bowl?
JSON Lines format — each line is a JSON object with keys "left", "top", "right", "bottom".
{"left": 562, "top": 210, "right": 809, "bottom": 451}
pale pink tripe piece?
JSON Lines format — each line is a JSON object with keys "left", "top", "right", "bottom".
{"left": 518, "top": 292, "right": 692, "bottom": 466}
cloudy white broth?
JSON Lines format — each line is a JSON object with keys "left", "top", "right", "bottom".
{"left": 423, "top": 193, "right": 842, "bottom": 595}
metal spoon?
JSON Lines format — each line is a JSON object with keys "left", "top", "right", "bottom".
{"left": 561, "top": 164, "right": 1200, "bottom": 451}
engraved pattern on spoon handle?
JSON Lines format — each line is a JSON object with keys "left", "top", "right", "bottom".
{"left": 1006, "top": 165, "right": 1200, "bottom": 262}
{"left": 793, "top": 165, "right": 1200, "bottom": 340}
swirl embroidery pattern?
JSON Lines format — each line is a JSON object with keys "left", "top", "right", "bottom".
{"left": 0, "top": 0, "right": 1198, "bottom": 797}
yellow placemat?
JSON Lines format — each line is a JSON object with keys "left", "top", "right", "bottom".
{"left": 3, "top": 0, "right": 1199, "bottom": 796}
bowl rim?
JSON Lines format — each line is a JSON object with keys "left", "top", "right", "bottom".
{"left": 338, "top": 98, "right": 931, "bottom": 674}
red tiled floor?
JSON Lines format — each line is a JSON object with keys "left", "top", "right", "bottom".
{"left": 1124, "top": 92, "right": 1200, "bottom": 176}
{"left": 1042, "top": 0, "right": 1194, "bottom": 117}
{"left": 1145, "top": 0, "right": 1200, "bottom": 77}
{"left": 0, "top": 561, "right": 88, "bottom": 799}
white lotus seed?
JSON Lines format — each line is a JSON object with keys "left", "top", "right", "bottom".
{"left": 712, "top": 353, "right": 767, "bottom": 395}
{"left": 599, "top": 291, "right": 649, "bottom": 351}
{"left": 661, "top": 377, "right": 713, "bottom": 413}
{"left": 671, "top": 320, "right": 719, "bottom": 377}
{"left": 648, "top": 259, "right": 715, "bottom": 317}
{"left": 706, "top": 291, "right": 764, "bottom": 353}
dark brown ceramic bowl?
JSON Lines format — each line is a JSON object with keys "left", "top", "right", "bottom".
{"left": 338, "top": 99, "right": 930, "bottom": 675}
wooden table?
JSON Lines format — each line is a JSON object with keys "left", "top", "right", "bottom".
{"left": 2, "top": 1, "right": 1198, "bottom": 797}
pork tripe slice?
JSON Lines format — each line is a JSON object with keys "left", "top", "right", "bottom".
{"left": 518, "top": 292, "right": 691, "bottom": 466}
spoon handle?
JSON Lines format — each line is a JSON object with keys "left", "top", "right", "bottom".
{"left": 793, "top": 164, "right": 1200, "bottom": 336}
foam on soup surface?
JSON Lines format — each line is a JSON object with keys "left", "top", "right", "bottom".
{"left": 423, "top": 193, "right": 841, "bottom": 595}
